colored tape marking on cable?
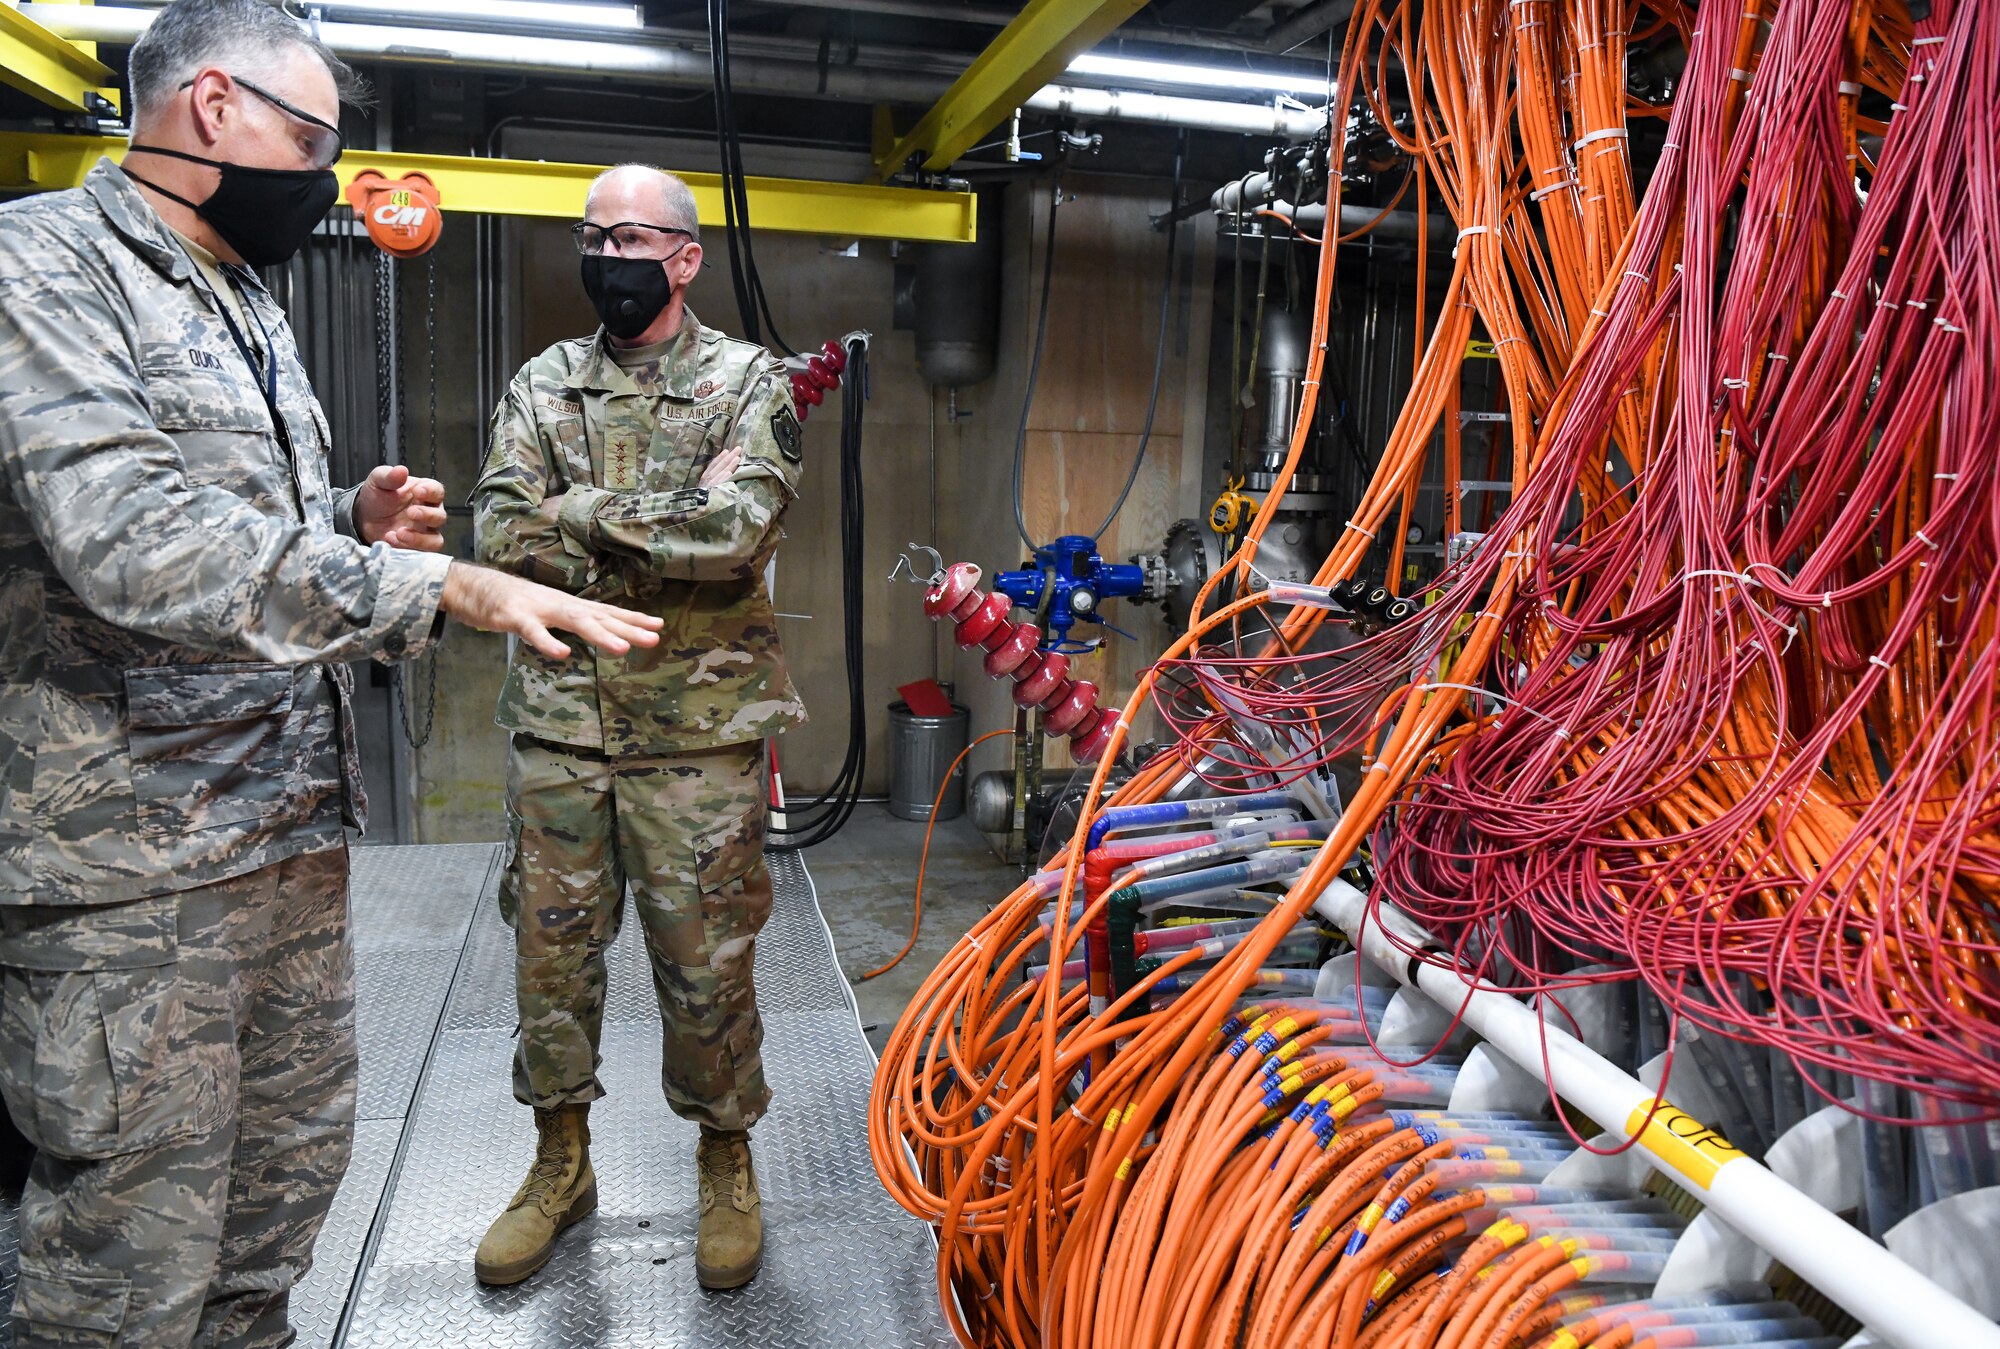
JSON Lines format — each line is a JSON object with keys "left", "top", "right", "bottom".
{"left": 1624, "top": 1102, "right": 1746, "bottom": 1189}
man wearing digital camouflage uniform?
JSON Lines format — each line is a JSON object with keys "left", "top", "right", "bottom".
{"left": 470, "top": 165, "right": 805, "bottom": 1291}
{"left": 0, "top": 2, "right": 661, "bottom": 1345}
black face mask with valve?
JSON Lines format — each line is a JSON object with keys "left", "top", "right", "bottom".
{"left": 580, "top": 254, "right": 678, "bottom": 341}
{"left": 123, "top": 146, "right": 339, "bottom": 268}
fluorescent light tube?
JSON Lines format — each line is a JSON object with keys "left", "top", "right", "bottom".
{"left": 315, "top": 0, "right": 641, "bottom": 30}
{"left": 1066, "top": 52, "right": 1330, "bottom": 98}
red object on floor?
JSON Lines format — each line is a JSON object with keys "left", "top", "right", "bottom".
{"left": 897, "top": 679, "right": 955, "bottom": 718}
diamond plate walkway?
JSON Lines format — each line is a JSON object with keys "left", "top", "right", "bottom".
{"left": 0, "top": 844, "right": 954, "bottom": 1349}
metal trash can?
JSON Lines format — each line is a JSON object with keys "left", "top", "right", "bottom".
{"left": 888, "top": 700, "right": 970, "bottom": 822}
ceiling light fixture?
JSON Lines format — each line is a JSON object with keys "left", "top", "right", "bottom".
{"left": 312, "top": 0, "right": 641, "bottom": 31}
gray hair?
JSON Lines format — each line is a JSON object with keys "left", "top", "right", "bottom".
{"left": 129, "top": 0, "right": 367, "bottom": 125}
{"left": 590, "top": 164, "right": 701, "bottom": 242}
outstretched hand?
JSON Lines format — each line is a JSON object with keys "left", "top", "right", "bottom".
{"left": 439, "top": 562, "right": 663, "bottom": 660}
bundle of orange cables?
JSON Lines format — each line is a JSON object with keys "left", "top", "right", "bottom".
{"left": 871, "top": 0, "right": 1997, "bottom": 1344}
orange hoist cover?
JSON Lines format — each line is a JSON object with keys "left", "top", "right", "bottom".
{"left": 345, "top": 170, "right": 443, "bottom": 258}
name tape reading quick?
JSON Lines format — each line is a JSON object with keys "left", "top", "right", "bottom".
{"left": 1624, "top": 1103, "right": 1747, "bottom": 1189}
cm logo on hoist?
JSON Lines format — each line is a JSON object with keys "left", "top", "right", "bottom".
{"left": 344, "top": 170, "right": 444, "bottom": 259}
{"left": 374, "top": 200, "right": 429, "bottom": 228}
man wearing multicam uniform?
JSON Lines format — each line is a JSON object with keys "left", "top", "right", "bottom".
{"left": 470, "top": 164, "right": 806, "bottom": 1292}
{"left": 0, "top": 3, "right": 659, "bottom": 1344}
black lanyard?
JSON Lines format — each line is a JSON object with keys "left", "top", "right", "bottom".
{"left": 207, "top": 271, "right": 295, "bottom": 459}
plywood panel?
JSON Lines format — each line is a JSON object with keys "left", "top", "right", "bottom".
{"left": 1028, "top": 180, "right": 1189, "bottom": 438}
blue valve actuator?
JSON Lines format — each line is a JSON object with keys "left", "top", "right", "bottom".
{"left": 994, "top": 535, "right": 1149, "bottom": 647}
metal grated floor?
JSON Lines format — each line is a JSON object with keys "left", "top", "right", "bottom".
{"left": 0, "top": 842, "right": 950, "bottom": 1349}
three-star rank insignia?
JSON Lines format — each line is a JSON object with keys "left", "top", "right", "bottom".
{"left": 771, "top": 405, "right": 803, "bottom": 463}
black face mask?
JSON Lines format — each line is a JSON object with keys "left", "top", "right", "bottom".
{"left": 581, "top": 253, "right": 677, "bottom": 341}
{"left": 123, "top": 146, "right": 339, "bottom": 268}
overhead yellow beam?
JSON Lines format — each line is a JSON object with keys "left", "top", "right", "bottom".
{"left": 0, "top": 4, "right": 118, "bottom": 115}
{"left": 874, "top": 0, "right": 1148, "bottom": 176}
{"left": 0, "top": 135, "right": 978, "bottom": 243}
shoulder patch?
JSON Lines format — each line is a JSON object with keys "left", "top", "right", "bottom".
{"left": 771, "top": 405, "right": 802, "bottom": 463}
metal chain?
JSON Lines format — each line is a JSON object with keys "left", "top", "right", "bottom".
{"left": 395, "top": 255, "right": 440, "bottom": 748}
{"left": 373, "top": 250, "right": 393, "bottom": 461}
{"left": 373, "top": 253, "right": 440, "bottom": 749}
{"left": 424, "top": 255, "right": 439, "bottom": 484}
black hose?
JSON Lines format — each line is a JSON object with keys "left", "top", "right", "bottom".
{"left": 1088, "top": 129, "right": 1187, "bottom": 542}
{"left": 1010, "top": 168, "right": 1064, "bottom": 553}
{"left": 708, "top": 0, "right": 796, "bottom": 356}
{"left": 770, "top": 337, "right": 868, "bottom": 849}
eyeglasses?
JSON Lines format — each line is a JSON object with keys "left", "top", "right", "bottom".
{"left": 572, "top": 221, "right": 693, "bottom": 256}
{"left": 183, "top": 74, "right": 344, "bottom": 169}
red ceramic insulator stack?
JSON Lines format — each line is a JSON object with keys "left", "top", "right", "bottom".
{"left": 789, "top": 340, "right": 849, "bottom": 419}
{"left": 919, "top": 563, "right": 1120, "bottom": 763}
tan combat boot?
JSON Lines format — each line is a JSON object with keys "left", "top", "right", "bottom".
{"left": 695, "top": 1127, "right": 763, "bottom": 1290}
{"left": 475, "top": 1103, "right": 597, "bottom": 1286}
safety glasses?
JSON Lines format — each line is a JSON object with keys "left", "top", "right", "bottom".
{"left": 182, "top": 74, "right": 344, "bottom": 169}
{"left": 572, "top": 221, "right": 694, "bottom": 256}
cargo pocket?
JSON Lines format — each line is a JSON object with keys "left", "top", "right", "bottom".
{"left": 0, "top": 898, "right": 220, "bottom": 1160}
{"left": 11, "top": 1260, "right": 131, "bottom": 1345}
{"left": 680, "top": 799, "right": 769, "bottom": 1111}
{"left": 124, "top": 664, "right": 296, "bottom": 838}
{"left": 692, "top": 798, "right": 771, "bottom": 975}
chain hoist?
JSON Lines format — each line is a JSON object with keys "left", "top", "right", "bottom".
{"left": 375, "top": 251, "right": 440, "bottom": 748}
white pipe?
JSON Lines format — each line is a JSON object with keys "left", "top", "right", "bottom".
{"left": 31, "top": 4, "right": 1329, "bottom": 141}
{"left": 1310, "top": 878, "right": 2000, "bottom": 1349}
{"left": 340, "top": 20, "right": 955, "bottom": 101}
{"left": 1022, "top": 84, "right": 1324, "bottom": 140}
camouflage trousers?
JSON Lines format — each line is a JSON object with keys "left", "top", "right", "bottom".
{"left": 0, "top": 846, "right": 356, "bottom": 1348}
{"left": 500, "top": 734, "right": 772, "bottom": 1132}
